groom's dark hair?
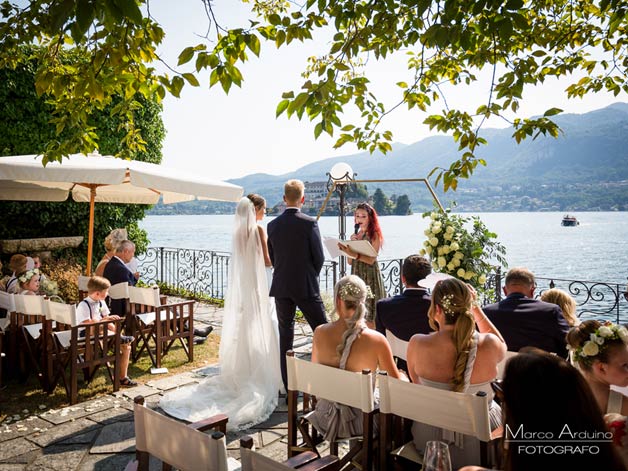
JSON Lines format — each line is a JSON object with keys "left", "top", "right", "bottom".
{"left": 402, "top": 255, "right": 431, "bottom": 287}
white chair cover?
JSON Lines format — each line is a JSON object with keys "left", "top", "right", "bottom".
{"left": 77, "top": 275, "right": 90, "bottom": 292}
{"left": 134, "top": 402, "right": 231, "bottom": 471}
{"left": 287, "top": 354, "right": 375, "bottom": 413}
{"left": 0, "top": 291, "right": 15, "bottom": 331}
{"left": 240, "top": 446, "right": 296, "bottom": 471}
{"left": 14, "top": 294, "right": 46, "bottom": 339}
{"left": 108, "top": 282, "right": 130, "bottom": 300}
{"left": 386, "top": 330, "right": 409, "bottom": 361}
{"left": 128, "top": 285, "right": 161, "bottom": 307}
{"left": 378, "top": 373, "right": 492, "bottom": 441}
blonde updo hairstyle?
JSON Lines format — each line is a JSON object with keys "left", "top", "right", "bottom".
{"left": 104, "top": 228, "right": 127, "bottom": 252}
{"left": 566, "top": 320, "right": 625, "bottom": 370}
{"left": 428, "top": 278, "right": 475, "bottom": 392}
{"left": 333, "top": 275, "right": 368, "bottom": 359}
{"left": 541, "top": 288, "right": 579, "bottom": 326}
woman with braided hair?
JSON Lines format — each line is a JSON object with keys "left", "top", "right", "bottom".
{"left": 307, "top": 275, "right": 406, "bottom": 441}
{"left": 406, "top": 277, "right": 506, "bottom": 467}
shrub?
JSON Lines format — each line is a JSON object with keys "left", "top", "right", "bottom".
{"left": 43, "top": 258, "right": 82, "bottom": 304}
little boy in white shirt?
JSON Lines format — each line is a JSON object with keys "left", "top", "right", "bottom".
{"left": 76, "top": 276, "right": 136, "bottom": 387}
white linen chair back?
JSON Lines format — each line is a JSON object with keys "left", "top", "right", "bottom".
{"left": 13, "top": 294, "right": 46, "bottom": 315}
{"left": 496, "top": 351, "right": 518, "bottom": 380}
{"left": 386, "top": 329, "right": 409, "bottom": 361}
{"left": 0, "top": 291, "right": 16, "bottom": 312}
{"left": 240, "top": 446, "right": 299, "bottom": 471}
{"left": 45, "top": 301, "right": 78, "bottom": 326}
{"left": 133, "top": 401, "right": 229, "bottom": 471}
{"left": 0, "top": 291, "right": 15, "bottom": 331}
{"left": 77, "top": 276, "right": 90, "bottom": 292}
{"left": 128, "top": 286, "right": 160, "bottom": 307}
{"left": 287, "top": 354, "right": 375, "bottom": 413}
{"left": 108, "top": 282, "right": 130, "bottom": 300}
{"left": 378, "top": 373, "right": 492, "bottom": 442}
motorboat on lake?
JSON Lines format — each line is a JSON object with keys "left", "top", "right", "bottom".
{"left": 561, "top": 214, "right": 579, "bottom": 226}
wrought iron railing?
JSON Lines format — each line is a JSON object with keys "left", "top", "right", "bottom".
{"left": 138, "top": 247, "right": 628, "bottom": 322}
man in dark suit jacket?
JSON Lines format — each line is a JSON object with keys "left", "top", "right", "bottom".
{"left": 103, "top": 240, "right": 136, "bottom": 316}
{"left": 268, "top": 179, "right": 328, "bottom": 390}
{"left": 483, "top": 267, "right": 570, "bottom": 357}
{"left": 376, "top": 255, "right": 433, "bottom": 370}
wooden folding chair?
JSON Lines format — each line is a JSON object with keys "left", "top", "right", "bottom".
{"left": 286, "top": 351, "right": 377, "bottom": 471}
{"left": 77, "top": 275, "right": 91, "bottom": 301}
{"left": 128, "top": 286, "right": 194, "bottom": 368}
{"left": 46, "top": 300, "right": 122, "bottom": 404}
{"left": 14, "top": 294, "right": 51, "bottom": 390}
{"left": 240, "top": 435, "right": 340, "bottom": 471}
{"left": 0, "top": 291, "right": 16, "bottom": 379}
{"left": 126, "top": 395, "right": 232, "bottom": 471}
{"left": 378, "top": 372, "right": 501, "bottom": 470}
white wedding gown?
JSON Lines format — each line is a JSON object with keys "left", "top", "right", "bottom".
{"left": 160, "top": 198, "right": 282, "bottom": 430}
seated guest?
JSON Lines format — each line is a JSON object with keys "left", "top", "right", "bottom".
{"left": 375, "top": 254, "right": 433, "bottom": 370}
{"left": 6, "top": 254, "right": 34, "bottom": 294}
{"left": 308, "top": 275, "right": 406, "bottom": 441}
{"left": 407, "top": 278, "right": 505, "bottom": 468}
{"left": 461, "top": 349, "right": 625, "bottom": 471}
{"left": 95, "top": 228, "right": 127, "bottom": 277}
{"left": 483, "top": 267, "right": 570, "bottom": 357}
{"left": 77, "top": 276, "right": 137, "bottom": 387}
{"left": 567, "top": 320, "right": 628, "bottom": 415}
{"left": 541, "top": 287, "right": 580, "bottom": 326}
{"left": 17, "top": 268, "right": 40, "bottom": 295}
{"left": 103, "top": 240, "right": 137, "bottom": 316}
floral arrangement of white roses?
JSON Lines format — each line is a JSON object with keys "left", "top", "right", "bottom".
{"left": 40, "top": 278, "right": 59, "bottom": 297}
{"left": 420, "top": 205, "right": 507, "bottom": 290}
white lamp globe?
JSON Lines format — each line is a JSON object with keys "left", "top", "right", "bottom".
{"left": 329, "top": 162, "right": 354, "bottom": 183}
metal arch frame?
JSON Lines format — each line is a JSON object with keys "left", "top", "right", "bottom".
{"left": 316, "top": 177, "right": 444, "bottom": 220}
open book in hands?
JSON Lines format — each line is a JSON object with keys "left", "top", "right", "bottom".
{"left": 323, "top": 237, "right": 377, "bottom": 259}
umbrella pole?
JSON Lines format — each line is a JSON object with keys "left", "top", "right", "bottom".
{"left": 87, "top": 186, "right": 96, "bottom": 275}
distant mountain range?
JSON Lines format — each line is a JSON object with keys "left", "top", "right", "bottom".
{"left": 149, "top": 103, "right": 628, "bottom": 214}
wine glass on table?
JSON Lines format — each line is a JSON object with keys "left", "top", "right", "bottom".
{"left": 422, "top": 440, "right": 452, "bottom": 471}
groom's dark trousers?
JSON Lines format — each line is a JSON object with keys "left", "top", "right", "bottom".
{"left": 268, "top": 208, "right": 328, "bottom": 390}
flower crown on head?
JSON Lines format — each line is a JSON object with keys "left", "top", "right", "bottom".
{"left": 339, "top": 282, "right": 372, "bottom": 302}
{"left": 18, "top": 268, "right": 40, "bottom": 284}
{"left": 568, "top": 321, "right": 628, "bottom": 363}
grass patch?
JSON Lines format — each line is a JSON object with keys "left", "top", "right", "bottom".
{"left": 0, "top": 333, "right": 219, "bottom": 422}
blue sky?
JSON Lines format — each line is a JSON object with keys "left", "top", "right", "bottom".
{"left": 133, "top": 3, "right": 627, "bottom": 180}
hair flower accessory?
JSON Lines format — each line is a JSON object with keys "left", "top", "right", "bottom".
{"left": 569, "top": 322, "right": 628, "bottom": 363}
{"left": 339, "top": 282, "right": 371, "bottom": 301}
{"left": 18, "top": 268, "right": 40, "bottom": 284}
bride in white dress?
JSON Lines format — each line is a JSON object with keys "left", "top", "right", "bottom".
{"left": 160, "top": 196, "right": 282, "bottom": 430}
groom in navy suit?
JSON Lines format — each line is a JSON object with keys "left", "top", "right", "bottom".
{"left": 268, "top": 179, "right": 328, "bottom": 390}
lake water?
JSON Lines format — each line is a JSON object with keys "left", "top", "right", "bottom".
{"left": 139, "top": 211, "right": 628, "bottom": 285}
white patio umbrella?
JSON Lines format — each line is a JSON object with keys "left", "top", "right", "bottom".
{"left": 0, "top": 153, "right": 243, "bottom": 274}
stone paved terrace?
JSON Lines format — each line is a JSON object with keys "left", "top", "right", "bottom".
{"left": 0, "top": 301, "right": 321, "bottom": 470}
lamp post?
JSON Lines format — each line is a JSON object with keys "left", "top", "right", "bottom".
{"left": 327, "top": 162, "right": 355, "bottom": 277}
